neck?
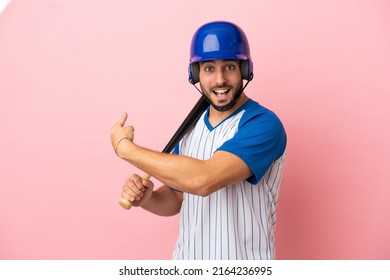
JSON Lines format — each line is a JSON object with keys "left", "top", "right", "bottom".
{"left": 208, "top": 93, "right": 249, "bottom": 127}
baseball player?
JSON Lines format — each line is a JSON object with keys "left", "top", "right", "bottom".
{"left": 111, "top": 21, "right": 287, "bottom": 259}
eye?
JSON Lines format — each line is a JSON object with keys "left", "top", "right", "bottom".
{"left": 225, "top": 64, "right": 235, "bottom": 71}
{"left": 204, "top": 65, "right": 214, "bottom": 72}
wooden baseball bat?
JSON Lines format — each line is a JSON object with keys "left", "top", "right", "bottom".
{"left": 119, "top": 96, "right": 209, "bottom": 209}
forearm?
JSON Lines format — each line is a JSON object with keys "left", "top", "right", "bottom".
{"left": 115, "top": 137, "right": 252, "bottom": 197}
{"left": 141, "top": 186, "right": 182, "bottom": 216}
{"left": 117, "top": 139, "right": 213, "bottom": 196}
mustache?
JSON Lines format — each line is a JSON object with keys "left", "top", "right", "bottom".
{"left": 211, "top": 84, "right": 232, "bottom": 90}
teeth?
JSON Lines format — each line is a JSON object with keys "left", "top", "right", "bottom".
{"left": 213, "top": 89, "right": 229, "bottom": 95}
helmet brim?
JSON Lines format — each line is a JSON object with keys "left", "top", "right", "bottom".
{"left": 190, "top": 52, "right": 249, "bottom": 64}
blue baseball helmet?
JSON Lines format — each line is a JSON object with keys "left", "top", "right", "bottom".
{"left": 188, "top": 21, "right": 253, "bottom": 84}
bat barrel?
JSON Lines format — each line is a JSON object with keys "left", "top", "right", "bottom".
{"left": 162, "top": 97, "right": 209, "bottom": 153}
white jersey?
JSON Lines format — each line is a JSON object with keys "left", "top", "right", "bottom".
{"left": 172, "top": 99, "right": 287, "bottom": 260}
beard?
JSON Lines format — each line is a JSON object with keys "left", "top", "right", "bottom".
{"left": 200, "top": 80, "right": 244, "bottom": 111}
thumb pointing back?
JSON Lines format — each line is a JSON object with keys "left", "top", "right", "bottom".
{"left": 116, "top": 112, "right": 128, "bottom": 127}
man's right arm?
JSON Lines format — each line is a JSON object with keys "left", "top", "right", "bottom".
{"left": 121, "top": 174, "right": 182, "bottom": 216}
{"left": 141, "top": 185, "right": 183, "bottom": 216}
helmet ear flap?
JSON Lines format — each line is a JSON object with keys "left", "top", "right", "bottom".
{"left": 188, "top": 63, "right": 200, "bottom": 84}
{"left": 240, "top": 60, "right": 254, "bottom": 81}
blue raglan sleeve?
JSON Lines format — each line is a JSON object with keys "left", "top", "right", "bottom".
{"left": 217, "top": 108, "right": 287, "bottom": 184}
{"left": 172, "top": 144, "right": 179, "bottom": 155}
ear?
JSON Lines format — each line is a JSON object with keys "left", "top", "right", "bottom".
{"left": 188, "top": 63, "right": 200, "bottom": 84}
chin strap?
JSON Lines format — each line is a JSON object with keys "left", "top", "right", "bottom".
{"left": 192, "top": 79, "right": 252, "bottom": 112}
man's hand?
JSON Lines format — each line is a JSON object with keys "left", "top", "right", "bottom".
{"left": 121, "top": 174, "right": 154, "bottom": 207}
{"left": 111, "top": 112, "right": 134, "bottom": 155}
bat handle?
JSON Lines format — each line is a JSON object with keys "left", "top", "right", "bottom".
{"left": 119, "top": 173, "right": 152, "bottom": 210}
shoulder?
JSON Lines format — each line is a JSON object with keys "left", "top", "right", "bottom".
{"left": 239, "top": 99, "right": 285, "bottom": 131}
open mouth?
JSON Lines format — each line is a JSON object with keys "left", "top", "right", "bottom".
{"left": 212, "top": 88, "right": 230, "bottom": 96}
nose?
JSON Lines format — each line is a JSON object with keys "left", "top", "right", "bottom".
{"left": 215, "top": 69, "right": 226, "bottom": 86}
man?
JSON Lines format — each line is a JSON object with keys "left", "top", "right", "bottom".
{"left": 111, "top": 21, "right": 287, "bottom": 260}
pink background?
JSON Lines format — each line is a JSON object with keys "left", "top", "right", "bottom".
{"left": 1, "top": 0, "right": 389, "bottom": 259}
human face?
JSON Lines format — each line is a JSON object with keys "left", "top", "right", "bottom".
{"left": 199, "top": 60, "right": 243, "bottom": 110}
